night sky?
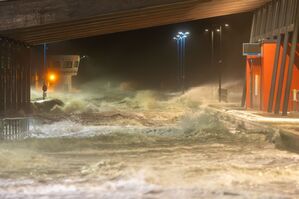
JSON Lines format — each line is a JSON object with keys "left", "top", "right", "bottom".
{"left": 46, "top": 12, "right": 253, "bottom": 90}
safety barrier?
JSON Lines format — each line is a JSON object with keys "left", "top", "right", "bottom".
{"left": 0, "top": 118, "right": 30, "bottom": 140}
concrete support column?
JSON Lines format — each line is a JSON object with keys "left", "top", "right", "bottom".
{"left": 0, "top": 37, "right": 31, "bottom": 117}
{"left": 282, "top": 1, "right": 299, "bottom": 116}
{"left": 268, "top": 35, "right": 282, "bottom": 113}
{"left": 0, "top": 39, "right": 3, "bottom": 115}
{"left": 275, "top": 32, "right": 290, "bottom": 114}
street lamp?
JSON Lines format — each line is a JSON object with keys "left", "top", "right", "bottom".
{"left": 205, "top": 24, "right": 229, "bottom": 102}
{"left": 173, "top": 31, "right": 190, "bottom": 93}
{"left": 43, "top": 43, "right": 48, "bottom": 100}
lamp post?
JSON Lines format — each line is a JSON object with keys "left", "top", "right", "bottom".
{"left": 205, "top": 24, "right": 229, "bottom": 102}
{"left": 173, "top": 31, "right": 190, "bottom": 93}
{"left": 42, "top": 43, "right": 48, "bottom": 100}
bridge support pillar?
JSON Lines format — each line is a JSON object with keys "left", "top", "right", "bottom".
{"left": 0, "top": 37, "right": 31, "bottom": 117}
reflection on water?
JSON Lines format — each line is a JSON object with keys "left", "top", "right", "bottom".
{"left": 1, "top": 88, "right": 299, "bottom": 199}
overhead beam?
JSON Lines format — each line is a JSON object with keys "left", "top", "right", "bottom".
{"left": 0, "top": 0, "right": 198, "bottom": 31}
{"left": 0, "top": 0, "right": 270, "bottom": 44}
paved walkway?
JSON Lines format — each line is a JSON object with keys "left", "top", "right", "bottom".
{"left": 208, "top": 103, "right": 299, "bottom": 151}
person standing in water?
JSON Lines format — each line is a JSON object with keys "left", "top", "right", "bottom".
{"left": 42, "top": 83, "right": 48, "bottom": 100}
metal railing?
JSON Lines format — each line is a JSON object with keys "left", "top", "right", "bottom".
{"left": 0, "top": 117, "right": 30, "bottom": 140}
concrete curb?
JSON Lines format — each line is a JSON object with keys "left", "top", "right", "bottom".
{"left": 206, "top": 105, "right": 299, "bottom": 152}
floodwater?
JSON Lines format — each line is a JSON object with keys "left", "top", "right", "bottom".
{"left": 1, "top": 87, "right": 299, "bottom": 199}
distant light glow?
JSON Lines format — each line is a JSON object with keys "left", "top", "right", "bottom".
{"left": 48, "top": 73, "right": 57, "bottom": 82}
{"left": 225, "top": 24, "right": 230, "bottom": 27}
{"left": 216, "top": 29, "right": 220, "bottom": 32}
{"left": 205, "top": 29, "right": 209, "bottom": 32}
{"left": 175, "top": 31, "right": 190, "bottom": 40}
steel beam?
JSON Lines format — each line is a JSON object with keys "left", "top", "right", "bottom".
{"left": 271, "top": 0, "right": 278, "bottom": 33}
{"left": 241, "top": 80, "right": 247, "bottom": 107}
{"left": 255, "top": 9, "right": 262, "bottom": 41}
{"left": 0, "top": 39, "right": 3, "bottom": 114}
{"left": 250, "top": 12, "right": 257, "bottom": 42}
{"left": 2, "top": 40, "right": 7, "bottom": 114}
{"left": 291, "top": 0, "right": 297, "bottom": 23}
{"left": 251, "top": 0, "right": 297, "bottom": 42}
{"left": 285, "top": 0, "right": 294, "bottom": 26}
{"left": 268, "top": 34, "right": 282, "bottom": 112}
{"left": 265, "top": 3, "right": 273, "bottom": 35}
{"left": 260, "top": 7, "right": 267, "bottom": 36}
{"left": 249, "top": 59, "right": 254, "bottom": 108}
{"left": 282, "top": 1, "right": 299, "bottom": 116}
{"left": 25, "top": 47, "right": 31, "bottom": 111}
{"left": 6, "top": 42, "right": 11, "bottom": 113}
{"left": 274, "top": 32, "right": 290, "bottom": 114}
{"left": 11, "top": 44, "right": 16, "bottom": 112}
{"left": 279, "top": 0, "right": 287, "bottom": 29}
{"left": 273, "top": 0, "right": 280, "bottom": 32}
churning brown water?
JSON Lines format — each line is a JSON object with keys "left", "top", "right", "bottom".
{"left": 1, "top": 88, "right": 299, "bottom": 199}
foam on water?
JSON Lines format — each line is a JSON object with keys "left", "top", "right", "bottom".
{"left": 1, "top": 85, "right": 299, "bottom": 198}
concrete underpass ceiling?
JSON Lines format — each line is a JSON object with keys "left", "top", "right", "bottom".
{"left": 0, "top": 0, "right": 270, "bottom": 45}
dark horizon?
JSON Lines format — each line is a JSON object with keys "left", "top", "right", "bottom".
{"left": 41, "top": 12, "right": 252, "bottom": 90}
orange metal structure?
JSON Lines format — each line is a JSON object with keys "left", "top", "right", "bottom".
{"left": 246, "top": 42, "right": 299, "bottom": 112}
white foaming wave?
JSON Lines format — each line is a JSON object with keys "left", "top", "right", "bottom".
{"left": 29, "top": 107, "right": 235, "bottom": 140}
{"left": 0, "top": 173, "right": 294, "bottom": 199}
{"left": 0, "top": 179, "right": 35, "bottom": 187}
{"left": 0, "top": 175, "right": 160, "bottom": 199}
{"left": 30, "top": 120, "right": 180, "bottom": 139}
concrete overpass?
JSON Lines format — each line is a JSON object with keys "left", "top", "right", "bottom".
{"left": 0, "top": 0, "right": 270, "bottom": 45}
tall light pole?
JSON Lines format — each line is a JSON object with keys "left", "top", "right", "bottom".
{"left": 205, "top": 24, "right": 229, "bottom": 102}
{"left": 173, "top": 31, "right": 190, "bottom": 93}
{"left": 42, "top": 43, "right": 48, "bottom": 100}
{"left": 218, "top": 26, "right": 222, "bottom": 103}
